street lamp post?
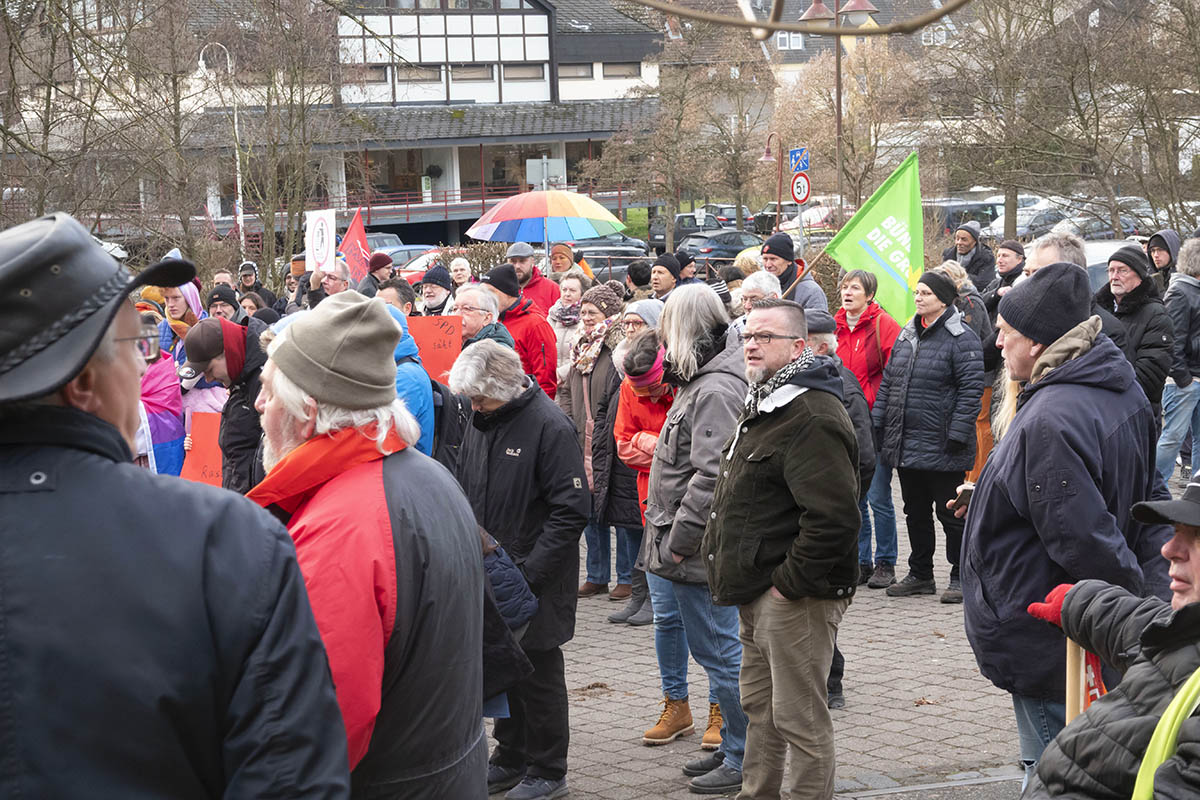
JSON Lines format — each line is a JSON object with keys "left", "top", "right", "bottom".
{"left": 799, "top": 0, "right": 877, "bottom": 229}
{"left": 759, "top": 131, "right": 784, "bottom": 233}
{"left": 198, "top": 42, "right": 245, "bottom": 259}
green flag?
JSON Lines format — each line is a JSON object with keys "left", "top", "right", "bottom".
{"left": 825, "top": 152, "right": 923, "bottom": 324}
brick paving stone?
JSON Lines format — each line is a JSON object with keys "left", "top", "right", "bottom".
{"left": 486, "top": 481, "right": 1020, "bottom": 799}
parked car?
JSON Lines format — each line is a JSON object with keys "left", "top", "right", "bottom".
{"left": 400, "top": 247, "right": 466, "bottom": 284}
{"left": 648, "top": 212, "right": 724, "bottom": 253}
{"left": 678, "top": 229, "right": 764, "bottom": 271}
{"left": 982, "top": 207, "right": 1067, "bottom": 241}
{"left": 563, "top": 231, "right": 650, "bottom": 255}
{"left": 378, "top": 243, "right": 437, "bottom": 266}
{"left": 923, "top": 199, "right": 1002, "bottom": 237}
{"left": 1051, "top": 215, "right": 1142, "bottom": 241}
{"left": 1084, "top": 239, "right": 1134, "bottom": 292}
{"left": 789, "top": 202, "right": 857, "bottom": 239}
{"left": 754, "top": 202, "right": 802, "bottom": 235}
{"left": 701, "top": 203, "right": 755, "bottom": 229}
{"left": 365, "top": 231, "right": 403, "bottom": 250}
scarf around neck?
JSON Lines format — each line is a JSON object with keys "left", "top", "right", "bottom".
{"left": 572, "top": 316, "right": 616, "bottom": 374}
{"left": 745, "top": 346, "right": 814, "bottom": 418}
{"left": 549, "top": 301, "right": 582, "bottom": 327}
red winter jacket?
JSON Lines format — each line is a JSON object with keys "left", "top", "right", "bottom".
{"left": 612, "top": 379, "right": 674, "bottom": 524}
{"left": 501, "top": 297, "right": 559, "bottom": 399}
{"left": 834, "top": 301, "right": 901, "bottom": 408}
{"left": 522, "top": 267, "right": 561, "bottom": 315}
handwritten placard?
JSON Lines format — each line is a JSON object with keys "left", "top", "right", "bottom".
{"left": 181, "top": 412, "right": 222, "bottom": 487}
{"left": 407, "top": 315, "right": 462, "bottom": 383}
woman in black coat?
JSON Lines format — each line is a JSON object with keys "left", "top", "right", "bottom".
{"left": 872, "top": 271, "right": 984, "bottom": 604}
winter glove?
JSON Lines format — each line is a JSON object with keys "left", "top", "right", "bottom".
{"left": 946, "top": 438, "right": 967, "bottom": 454}
{"left": 1027, "top": 583, "right": 1074, "bottom": 628}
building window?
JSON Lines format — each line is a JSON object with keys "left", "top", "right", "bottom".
{"left": 396, "top": 65, "right": 441, "bottom": 82}
{"left": 602, "top": 62, "right": 640, "bottom": 78}
{"left": 452, "top": 63, "right": 494, "bottom": 81}
{"left": 921, "top": 26, "right": 948, "bottom": 46}
{"left": 559, "top": 63, "right": 593, "bottom": 79}
{"left": 790, "top": 32, "right": 803, "bottom": 48}
{"left": 776, "top": 31, "right": 788, "bottom": 49}
{"left": 362, "top": 64, "right": 389, "bottom": 83}
{"left": 776, "top": 31, "right": 804, "bottom": 49}
{"left": 504, "top": 63, "right": 544, "bottom": 81}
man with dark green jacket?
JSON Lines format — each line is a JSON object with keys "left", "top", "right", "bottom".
{"left": 702, "top": 298, "right": 860, "bottom": 800}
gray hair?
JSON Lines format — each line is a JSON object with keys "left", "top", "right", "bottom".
{"left": 1029, "top": 233, "right": 1086, "bottom": 269}
{"left": 808, "top": 332, "right": 837, "bottom": 354}
{"left": 740, "top": 270, "right": 781, "bottom": 297}
{"left": 449, "top": 257, "right": 470, "bottom": 272}
{"left": 456, "top": 285, "right": 498, "bottom": 320}
{"left": 329, "top": 258, "right": 352, "bottom": 281}
{"left": 933, "top": 261, "right": 972, "bottom": 291}
{"left": 659, "top": 283, "right": 730, "bottom": 383}
{"left": 449, "top": 339, "right": 527, "bottom": 403}
{"left": 1178, "top": 239, "right": 1200, "bottom": 278}
{"left": 558, "top": 267, "right": 592, "bottom": 294}
{"left": 264, "top": 335, "right": 420, "bottom": 450}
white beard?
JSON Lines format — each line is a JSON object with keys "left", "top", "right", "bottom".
{"left": 262, "top": 425, "right": 307, "bottom": 474}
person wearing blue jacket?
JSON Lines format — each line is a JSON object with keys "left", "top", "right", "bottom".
{"left": 961, "top": 262, "right": 1173, "bottom": 789}
{"left": 386, "top": 304, "right": 434, "bottom": 455}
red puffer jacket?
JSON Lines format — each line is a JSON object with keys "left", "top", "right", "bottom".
{"left": 501, "top": 297, "right": 559, "bottom": 399}
{"left": 834, "top": 301, "right": 901, "bottom": 408}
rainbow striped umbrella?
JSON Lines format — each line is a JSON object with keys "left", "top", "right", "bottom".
{"left": 466, "top": 190, "right": 625, "bottom": 243}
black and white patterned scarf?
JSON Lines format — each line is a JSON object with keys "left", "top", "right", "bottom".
{"left": 744, "top": 346, "right": 814, "bottom": 418}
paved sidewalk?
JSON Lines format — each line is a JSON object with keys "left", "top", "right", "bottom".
{"left": 508, "top": 501, "right": 1024, "bottom": 799}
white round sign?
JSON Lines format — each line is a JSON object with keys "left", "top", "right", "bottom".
{"left": 790, "top": 171, "right": 811, "bottom": 205}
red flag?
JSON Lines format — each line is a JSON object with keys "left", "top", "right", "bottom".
{"left": 342, "top": 208, "right": 371, "bottom": 283}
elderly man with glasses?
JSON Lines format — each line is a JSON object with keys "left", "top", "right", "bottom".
{"left": 457, "top": 285, "right": 516, "bottom": 350}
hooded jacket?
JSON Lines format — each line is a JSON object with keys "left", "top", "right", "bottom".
{"left": 500, "top": 297, "right": 559, "bottom": 400}
{"left": 703, "top": 356, "right": 861, "bottom": 606}
{"left": 465, "top": 321, "right": 516, "bottom": 350}
{"left": 521, "top": 267, "right": 561, "bottom": 315}
{"left": 941, "top": 241, "right": 997, "bottom": 287}
{"left": 0, "top": 406, "right": 350, "bottom": 798}
{"left": 1024, "top": 581, "right": 1200, "bottom": 799}
{"left": 834, "top": 356, "right": 876, "bottom": 496}
{"left": 387, "top": 306, "right": 434, "bottom": 456}
{"left": 981, "top": 263, "right": 1023, "bottom": 321}
{"left": 871, "top": 306, "right": 984, "bottom": 473}
{"left": 613, "top": 380, "right": 674, "bottom": 526}
{"left": 556, "top": 323, "right": 623, "bottom": 455}
{"left": 455, "top": 380, "right": 591, "bottom": 651}
{"left": 963, "top": 318, "right": 1172, "bottom": 701}
{"left": 1148, "top": 228, "right": 1182, "bottom": 294}
{"left": 1164, "top": 272, "right": 1200, "bottom": 385}
{"left": 220, "top": 316, "right": 268, "bottom": 494}
{"left": 955, "top": 282, "right": 993, "bottom": 343}
{"left": 591, "top": 359, "right": 643, "bottom": 530}
{"left": 1095, "top": 275, "right": 1173, "bottom": 412}
{"left": 644, "top": 328, "right": 747, "bottom": 585}
{"left": 240, "top": 277, "right": 278, "bottom": 310}
{"left": 835, "top": 301, "right": 901, "bottom": 408}
{"left": 775, "top": 261, "right": 829, "bottom": 311}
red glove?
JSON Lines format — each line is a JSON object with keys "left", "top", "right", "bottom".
{"left": 1027, "top": 583, "right": 1075, "bottom": 628}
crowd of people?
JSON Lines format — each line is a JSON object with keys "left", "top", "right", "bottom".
{"left": 5, "top": 209, "right": 1200, "bottom": 800}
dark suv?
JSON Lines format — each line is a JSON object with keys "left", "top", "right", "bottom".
{"left": 648, "top": 213, "right": 724, "bottom": 254}
{"left": 754, "top": 202, "right": 801, "bottom": 235}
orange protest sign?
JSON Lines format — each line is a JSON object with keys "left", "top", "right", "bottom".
{"left": 407, "top": 315, "right": 462, "bottom": 383}
{"left": 181, "top": 411, "right": 223, "bottom": 487}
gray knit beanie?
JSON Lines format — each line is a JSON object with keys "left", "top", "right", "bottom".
{"left": 269, "top": 291, "right": 400, "bottom": 409}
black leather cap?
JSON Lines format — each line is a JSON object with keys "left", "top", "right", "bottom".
{"left": 1133, "top": 482, "right": 1200, "bottom": 528}
{"left": 0, "top": 213, "right": 196, "bottom": 402}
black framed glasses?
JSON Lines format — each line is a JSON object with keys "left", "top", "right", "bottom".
{"left": 115, "top": 328, "right": 161, "bottom": 363}
{"left": 738, "top": 331, "right": 802, "bottom": 345}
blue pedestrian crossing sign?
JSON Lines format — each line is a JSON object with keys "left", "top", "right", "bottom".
{"left": 789, "top": 147, "right": 809, "bottom": 173}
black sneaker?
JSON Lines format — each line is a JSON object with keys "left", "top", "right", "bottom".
{"left": 682, "top": 750, "right": 725, "bottom": 777}
{"left": 941, "top": 578, "right": 964, "bottom": 604}
{"left": 885, "top": 573, "right": 936, "bottom": 597}
{"left": 867, "top": 562, "right": 896, "bottom": 589}
{"left": 487, "top": 763, "right": 526, "bottom": 794}
{"left": 857, "top": 562, "right": 872, "bottom": 585}
{"left": 827, "top": 691, "right": 846, "bottom": 709}
{"left": 688, "top": 762, "right": 742, "bottom": 794}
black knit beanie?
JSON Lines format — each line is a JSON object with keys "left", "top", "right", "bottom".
{"left": 761, "top": 232, "right": 794, "bottom": 264}
{"left": 1109, "top": 244, "right": 1151, "bottom": 280}
{"left": 917, "top": 271, "right": 958, "bottom": 306}
{"left": 653, "top": 253, "right": 681, "bottom": 281}
{"left": 997, "top": 262, "right": 1091, "bottom": 345}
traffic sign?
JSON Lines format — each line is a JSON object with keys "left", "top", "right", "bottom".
{"left": 790, "top": 171, "right": 811, "bottom": 205}
{"left": 789, "top": 147, "right": 809, "bottom": 173}
{"left": 305, "top": 208, "right": 337, "bottom": 273}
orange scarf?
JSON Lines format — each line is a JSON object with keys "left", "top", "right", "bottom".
{"left": 247, "top": 424, "right": 406, "bottom": 515}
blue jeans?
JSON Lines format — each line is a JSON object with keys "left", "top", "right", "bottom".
{"left": 1011, "top": 693, "right": 1066, "bottom": 791}
{"left": 646, "top": 572, "right": 716, "bottom": 705}
{"left": 584, "top": 518, "right": 633, "bottom": 585}
{"left": 1157, "top": 381, "right": 1200, "bottom": 483}
{"left": 858, "top": 456, "right": 898, "bottom": 565}
{"left": 670, "top": 581, "right": 748, "bottom": 773}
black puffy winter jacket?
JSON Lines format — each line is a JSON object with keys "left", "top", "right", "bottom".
{"left": 1025, "top": 581, "right": 1200, "bottom": 799}
{"left": 872, "top": 306, "right": 984, "bottom": 473}
{"left": 1164, "top": 273, "right": 1200, "bottom": 386}
{"left": 1095, "top": 277, "right": 1173, "bottom": 412}
{"left": 219, "top": 315, "right": 267, "bottom": 494}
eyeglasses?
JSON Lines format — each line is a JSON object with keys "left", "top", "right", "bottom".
{"left": 456, "top": 304, "right": 489, "bottom": 316}
{"left": 739, "top": 331, "right": 802, "bottom": 345}
{"left": 622, "top": 319, "right": 646, "bottom": 330}
{"left": 115, "top": 329, "right": 161, "bottom": 363}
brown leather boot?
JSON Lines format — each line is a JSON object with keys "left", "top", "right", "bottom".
{"left": 578, "top": 581, "right": 608, "bottom": 598}
{"left": 701, "top": 702, "right": 723, "bottom": 750}
{"left": 642, "top": 696, "right": 694, "bottom": 745}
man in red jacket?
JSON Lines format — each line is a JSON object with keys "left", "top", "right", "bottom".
{"left": 507, "top": 242, "right": 560, "bottom": 313}
{"left": 248, "top": 291, "right": 487, "bottom": 798}
{"left": 481, "top": 263, "right": 559, "bottom": 399}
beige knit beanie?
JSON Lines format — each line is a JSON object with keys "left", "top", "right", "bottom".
{"left": 270, "top": 291, "right": 400, "bottom": 409}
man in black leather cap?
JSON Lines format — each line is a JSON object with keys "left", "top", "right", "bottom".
{"left": 0, "top": 213, "right": 350, "bottom": 798}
